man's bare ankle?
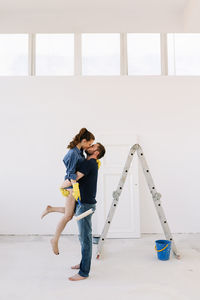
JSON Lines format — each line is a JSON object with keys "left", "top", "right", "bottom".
{"left": 71, "top": 264, "right": 80, "bottom": 270}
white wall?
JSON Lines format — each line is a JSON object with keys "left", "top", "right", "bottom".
{"left": 1, "top": 76, "right": 200, "bottom": 234}
{"left": 184, "top": 0, "right": 200, "bottom": 31}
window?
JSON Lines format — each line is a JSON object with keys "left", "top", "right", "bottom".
{"left": 82, "top": 34, "right": 120, "bottom": 75}
{"left": 127, "top": 34, "right": 161, "bottom": 75}
{"left": 0, "top": 34, "right": 28, "bottom": 76}
{"left": 2, "top": 32, "right": 200, "bottom": 77}
{"left": 168, "top": 34, "right": 200, "bottom": 75}
{"left": 36, "top": 34, "right": 74, "bottom": 75}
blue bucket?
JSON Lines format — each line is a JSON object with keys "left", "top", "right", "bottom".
{"left": 155, "top": 240, "right": 171, "bottom": 261}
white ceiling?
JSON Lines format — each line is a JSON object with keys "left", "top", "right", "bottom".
{"left": 0, "top": 0, "right": 199, "bottom": 32}
{"left": 0, "top": 0, "right": 189, "bottom": 14}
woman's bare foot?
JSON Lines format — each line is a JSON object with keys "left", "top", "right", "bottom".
{"left": 71, "top": 264, "right": 80, "bottom": 270}
{"left": 68, "top": 274, "right": 88, "bottom": 281}
{"left": 41, "top": 205, "right": 52, "bottom": 219}
{"left": 50, "top": 238, "right": 59, "bottom": 255}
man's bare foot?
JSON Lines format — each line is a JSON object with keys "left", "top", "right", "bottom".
{"left": 71, "top": 264, "right": 80, "bottom": 270}
{"left": 50, "top": 238, "right": 59, "bottom": 255}
{"left": 68, "top": 274, "right": 88, "bottom": 281}
{"left": 41, "top": 205, "right": 52, "bottom": 219}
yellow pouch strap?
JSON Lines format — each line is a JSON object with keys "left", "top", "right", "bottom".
{"left": 72, "top": 182, "right": 81, "bottom": 202}
{"left": 96, "top": 159, "right": 101, "bottom": 169}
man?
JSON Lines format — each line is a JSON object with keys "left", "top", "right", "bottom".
{"left": 69, "top": 142, "right": 105, "bottom": 281}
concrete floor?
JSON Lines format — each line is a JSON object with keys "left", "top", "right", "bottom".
{"left": 0, "top": 234, "right": 200, "bottom": 300}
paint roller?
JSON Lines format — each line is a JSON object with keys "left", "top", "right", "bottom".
{"left": 75, "top": 208, "right": 95, "bottom": 221}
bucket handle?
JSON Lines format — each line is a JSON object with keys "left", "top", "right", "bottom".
{"left": 155, "top": 244, "right": 169, "bottom": 252}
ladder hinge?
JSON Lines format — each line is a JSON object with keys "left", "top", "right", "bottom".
{"left": 153, "top": 192, "right": 162, "bottom": 200}
{"left": 112, "top": 190, "right": 120, "bottom": 199}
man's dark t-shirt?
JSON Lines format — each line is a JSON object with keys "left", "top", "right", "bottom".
{"left": 77, "top": 158, "right": 98, "bottom": 204}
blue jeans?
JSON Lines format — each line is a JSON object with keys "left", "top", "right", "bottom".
{"left": 75, "top": 203, "right": 96, "bottom": 277}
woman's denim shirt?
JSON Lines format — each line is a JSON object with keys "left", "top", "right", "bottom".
{"left": 63, "top": 147, "right": 85, "bottom": 180}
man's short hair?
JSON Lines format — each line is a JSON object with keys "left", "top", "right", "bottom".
{"left": 96, "top": 143, "right": 106, "bottom": 159}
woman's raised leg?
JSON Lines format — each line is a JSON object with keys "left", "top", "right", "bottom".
{"left": 41, "top": 206, "right": 65, "bottom": 219}
{"left": 50, "top": 191, "right": 76, "bottom": 255}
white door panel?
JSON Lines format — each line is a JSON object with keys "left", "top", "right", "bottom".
{"left": 93, "top": 133, "right": 140, "bottom": 238}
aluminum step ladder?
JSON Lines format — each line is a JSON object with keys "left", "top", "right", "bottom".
{"left": 96, "top": 144, "right": 180, "bottom": 259}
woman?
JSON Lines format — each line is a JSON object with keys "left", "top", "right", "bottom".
{"left": 41, "top": 128, "right": 95, "bottom": 255}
